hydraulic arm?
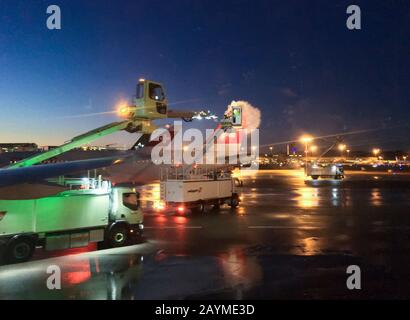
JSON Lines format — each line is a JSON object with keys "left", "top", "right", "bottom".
{"left": 8, "top": 120, "right": 140, "bottom": 168}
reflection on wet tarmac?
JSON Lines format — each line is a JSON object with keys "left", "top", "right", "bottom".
{"left": 296, "top": 187, "right": 319, "bottom": 208}
{"left": 0, "top": 249, "right": 145, "bottom": 300}
{"left": 218, "top": 248, "right": 263, "bottom": 299}
{"left": 1, "top": 170, "right": 410, "bottom": 299}
{"left": 370, "top": 188, "right": 383, "bottom": 206}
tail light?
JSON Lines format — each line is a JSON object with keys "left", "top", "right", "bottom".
{"left": 177, "top": 205, "right": 185, "bottom": 214}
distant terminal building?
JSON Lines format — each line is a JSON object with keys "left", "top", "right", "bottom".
{"left": 40, "top": 146, "right": 58, "bottom": 151}
{"left": 0, "top": 143, "right": 38, "bottom": 153}
{"left": 75, "top": 145, "right": 128, "bottom": 151}
{"left": 39, "top": 145, "right": 127, "bottom": 152}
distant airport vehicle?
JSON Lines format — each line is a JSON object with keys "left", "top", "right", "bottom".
{"left": 303, "top": 137, "right": 346, "bottom": 180}
{"left": 160, "top": 166, "right": 242, "bottom": 214}
{"left": 0, "top": 175, "right": 143, "bottom": 264}
{"left": 306, "top": 162, "right": 344, "bottom": 180}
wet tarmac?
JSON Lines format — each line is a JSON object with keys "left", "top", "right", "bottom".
{"left": 1, "top": 169, "right": 410, "bottom": 299}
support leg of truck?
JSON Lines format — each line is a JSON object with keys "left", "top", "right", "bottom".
{"left": 229, "top": 194, "right": 240, "bottom": 209}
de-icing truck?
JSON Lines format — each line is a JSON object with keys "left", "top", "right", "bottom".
{"left": 0, "top": 176, "right": 143, "bottom": 264}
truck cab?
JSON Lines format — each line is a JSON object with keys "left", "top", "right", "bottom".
{"left": 133, "top": 79, "right": 168, "bottom": 119}
{"left": 108, "top": 186, "right": 144, "bottom": 246}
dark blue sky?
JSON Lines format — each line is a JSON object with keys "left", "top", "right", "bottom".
{"left": 1, "top": 0, "right": 409, "bottom": 150}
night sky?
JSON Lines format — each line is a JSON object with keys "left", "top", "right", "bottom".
{"left": 1, "top": 0, "right": 410, "bottom": 151}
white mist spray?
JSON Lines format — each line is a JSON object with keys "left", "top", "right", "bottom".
{"left": 225, "top": 100, "right": 261, "bottom": 130}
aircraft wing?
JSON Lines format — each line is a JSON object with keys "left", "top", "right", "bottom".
{"left": 0, "top": 156, "right": 128, "bottom": 187}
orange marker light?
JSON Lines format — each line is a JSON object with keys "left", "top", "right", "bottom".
{"left": 118, "top": 106, "right": 129, "bottom": 117}
{"left": 116, "top": 99, "right": 131, "bottom": 118}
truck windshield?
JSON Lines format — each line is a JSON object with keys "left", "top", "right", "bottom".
{"left": 136, "top": 83, "right": 144, "bottom": 99}
{"left": 149, "top": 83, "right": 165, "bottom": 101}
{"left": 123, "top": 192, "right": 140, "bottom": 210}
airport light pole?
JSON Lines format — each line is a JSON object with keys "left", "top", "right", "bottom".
{"left": 300, "top": 135, "right": 313, "bottom": 173}
{"left": 338, "top": 144, "right": 346, "bottom": 160}
{"left": 373, "top": 148, "right": 381, "bottom": 160}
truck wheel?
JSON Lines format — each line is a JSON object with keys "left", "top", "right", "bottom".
{"left": 6, "top": 237, "right": 35, "bottom": 264}
{"left": 192, "top": 202, "right": 205, "bottom": 214}
{"left": 229, "top": 196, "right": 239, "bottom": 209}
{"left": 107, "top": 224, "right": 130, "bottom": 248}
{"left": 311, "top": 176, "right": 319, "bottom": 180}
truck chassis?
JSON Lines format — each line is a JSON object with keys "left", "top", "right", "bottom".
{"left": 160, "top": 166, "right": 241, "bottom": 214}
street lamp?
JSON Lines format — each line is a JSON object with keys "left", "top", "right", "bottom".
{"left": 300, "top": 135, "right": 314, "bottom": 172}
{"left": 300, "top": 135, "right": 313, "bottom": 144}
{"left": 269, "top": 146, "right": 273, "bottom": 158}
{"left": 372, "top": 148, "right": 381, "bottom": 157}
